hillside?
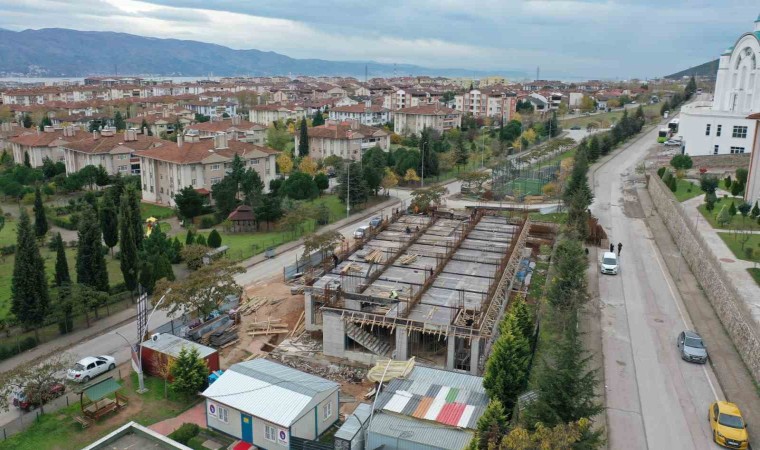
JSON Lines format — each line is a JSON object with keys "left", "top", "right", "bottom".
{"left": 0, "top": 28, "right": 527, "bottom": 79}
{"left": 665, "top": 59, "right": 719, "bottom": 79}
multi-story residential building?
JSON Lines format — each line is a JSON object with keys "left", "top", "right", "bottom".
{"left": 454, "top": 88, "right": 516, "bottom": 121}
{"left": 249, "top": 104, "right": 306, "bottom": 125}
{"left": 294, "top": 121, "right": 390, "bottom": 161}
{"left": 382, "top": 89, "right": 438, "bottom": 111}
{"left": 125, "top": 112, "right": 193, "bottom": 137}
{"left": 62, "top": 127, "right": 170, "bottom": 176}
{"left": 136, "top": 131, "right": 279, "bottom": 206}
{"left": 328, "top": 102, "right": 391, "bottom": 127}
{"left": 679, "top": 16, "right": 760, "bottom": 157}
{"left": 393, "top": 105, "right": 462, "bottom": 136}
{"left": 9, "top": 126, "right": 90, "bottom": 167}
{"left": 184, "top": 116, "right": 268, "bottom": 146}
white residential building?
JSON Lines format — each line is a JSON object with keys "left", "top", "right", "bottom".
{"left": 328, "top": 102, "right": 391, "bottom": 127}
{"left": 393, "top": 105, "right": 462, "bottom": 136}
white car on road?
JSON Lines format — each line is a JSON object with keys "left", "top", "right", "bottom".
{"left": 67, "top": 356, "right": 116, "bottom": 383}
{"left": 600, "top": 251, "right": 619, "bottom": 275}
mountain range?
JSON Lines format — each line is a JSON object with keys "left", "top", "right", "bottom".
{"left": 665, "top": 59, "right": 719, "bottom": 79}
{"left": 0, "top": 28, "right": 528, "bottom": 79}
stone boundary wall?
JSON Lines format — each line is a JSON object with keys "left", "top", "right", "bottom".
{"left": 647, "top": 173, "right": 760, "bottom": 382}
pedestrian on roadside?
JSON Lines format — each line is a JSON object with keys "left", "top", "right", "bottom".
{"left": 610, "top": 243, "right": 614, "bottom": 253}
{"left": 617, "top": 242, "right": 622, "bottom": 256}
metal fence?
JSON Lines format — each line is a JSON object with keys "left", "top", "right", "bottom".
{"left": 283, "top": 251, "right": 327, "bottom": 281}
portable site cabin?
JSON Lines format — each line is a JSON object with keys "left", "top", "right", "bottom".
{"left": 140, "top": 333, "right": 219, "bottom": 379}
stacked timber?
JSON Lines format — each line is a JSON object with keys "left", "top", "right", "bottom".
{"left": 247, "top": 318, "right": 289, "bottom": 336}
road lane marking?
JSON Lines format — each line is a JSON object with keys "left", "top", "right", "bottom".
{"left": 647, "top": 239, "right": 719, "bottom": 401}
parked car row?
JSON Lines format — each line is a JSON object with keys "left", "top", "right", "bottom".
{"left": 354, "top": 216, "right": 383, "bottom": 239}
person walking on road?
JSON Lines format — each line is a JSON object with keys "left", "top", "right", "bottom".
{"left": 617, "top": 242, "right": 622, "bottom": 256}
{"left": 610, "top": 243, "right": 614, "bottom": 253}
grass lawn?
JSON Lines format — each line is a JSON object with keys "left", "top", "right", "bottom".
{"left": 697, "top": 197, "right": 756, "bottom": 230}
{"left": 672, "top": 179, "right": 703, "bottom": 202}
{"left": 140, "top": 202, "right": 175, "bottom": 220}
{"left": 747, "top": 268, "right": 760, "bottom": 287}
{"left": 0, "top": 246, "right": 123, "bottom": 321}
{"left": 717, "top": 232, "right": 760, "bottom": 263}
{"left": 541, "top": 147, "right": 576, "bottom": 166}
{"left": 0, "top": 217, "right": 16, "bottom": 247}
{"left": 186, "top": 195, "right": 381, "bottom": 262}
{"left": 0, "top": 374, "right": 197, "bottom": 450}
{"left": 529, "top": 212, "right": 567, "bottom": 224}
{"left": 560, "top": 104, "right": 660, "bottom": 129}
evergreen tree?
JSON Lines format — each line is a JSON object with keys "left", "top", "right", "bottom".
{"left": 600, "top": 135, "right": 613, "bottom": 156}
{"left": 100, "top": 192, "right": 119, "bottom": 255}
{"left": 119, "top": 191, "right": 139, "bottom": 291}
{"left": 337, "top": 162, "right": 369, "bottom": 208}
{"left": 207, "top": 229, "right": 222, "bottom": 248}
{"left": 511, "top": 296, "right": 534, "bottom": 341}
{"left": 141, "top": 118, "right": 152, "bottom": 136}
{"left": 124, "top": 186, "right": 143, "bottom": 249}
{"left": 471, "top": 400, "right": 507, "bottom": 450}
{"left": 11, "top": 210, "right": 50, "bottom": 339}
{"left": 23, "top": 151, "right": 31, "bottom": 168}
{"left": 138, "top": 227, "right": 176, "bottom": 294}
{"left": 195, "top": 234, "right": 207, "bottom": 247}
{"left": 53, "top": 232, "right": 70, "bottom": 287}
{"left": 33, "top": 185, "right": 48, "bottom": 238}
{"left": 547, "top": 238, "right": 588, "bottom": 310}
{"left": 22, "top": 113, "right": 33, "bottom": 129}
{"left": 298, "top": 118, "right": 310, "bottom": 157}
{"left": 76, "top": 205, "right": 109, "bottom": 292}
{"left": 685, "top": 75, "right": 697, "bottom": 99}
{"left": 728, "top": 201, "right": 737, "bottom": 217}
{"left": 312, "top": 110, "right": 325, "bottom": 126}
{"left": 563, "top": 149, "right": 593, "bottom": 208}
{"left": 716, "top": 205, "right": 730, "bottom": 227}
{"left": 524, "top": 324, "right": 603, "bottom": 427}
{"left": 454, "top": 133, "right": 469, "bottom": 170}
{"left": 483, "top": 314, "right": 531, "bottom": 413}
{"left": 185, "top": 229, "right": 195, "bottom": 245}
{"left": 667, "top": 174, "right": 678, "bottom": 192}
{"left": 170, "top": 347, "right": 209, "bottom": 397}
{"left": 171, "top": 237, "right": 183, "bottom": 264}
{"left": 751, "top": 201, "right": 760, "bottom": 219}
{"left": 113, "top": 111, "right": 126, "bottom": 131}
{"left": 587, "top": 136, "right": 600, "bottom": 162}
{"left": 38, "top": 115, "right": 52, "bottom": 131}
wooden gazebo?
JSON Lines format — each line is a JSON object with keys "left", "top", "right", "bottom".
{"left": 75, "top": 377, "right": 128, "bottom": 428}
{"left": 227, "top": 205, "right": 256, "bottom": 232}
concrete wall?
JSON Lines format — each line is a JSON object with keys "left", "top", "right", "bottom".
{"left": 647, "top": 173, "right": 760, "bottom": 382}
{"left": 323, "top": 312, "right": 346, "bottom": 358}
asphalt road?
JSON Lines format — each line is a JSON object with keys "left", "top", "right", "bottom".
{"left": 591, "top": 124, "right": 723, "bottom": 449}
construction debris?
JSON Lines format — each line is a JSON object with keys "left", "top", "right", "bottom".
{"left": 289, "top": 311, "right": 305, "bottom": 338}
{"left": 273, "top": 355, "right": 367, "bottom": 384}
{"left": 236, "top": 296, "right": 278, "bottom": 316}
{"left": 366, "top": 357, "right": 416, "bottom": 383}
{"left": 247, "top": 318, "right": 290, "bottom": 337}
{"left": 206, "top": 323, "right": 238, "bottom": 348}
{"left": 362, "top": 249, "right": 383, "bottom": 263}
{"left": 398, "top": 254, "right": 418, "bottom": 265}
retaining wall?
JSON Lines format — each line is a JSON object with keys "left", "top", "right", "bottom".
{"left": 647, "top": 173, "right": 760, "bottom": 382}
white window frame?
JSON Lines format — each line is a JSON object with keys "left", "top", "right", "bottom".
{"left": 323, "top": 401, "right": 332, "bottom": 420}
{"left": 732, "top": 126, "right": 748, "bottom": 139}
{"left": 211, "top": 176, "right": 222, "bottom": 184}
{"left": 265, "top": 424, "right": 277, "bottom": 442}
{"left": 117, "top": 154, "right": 129, "bottom": 160}
{"left": 210, "top": 163, "right": 221, "bottom": 171}
{"left": 218, "top": 406, "right": 229, "bottom": 423}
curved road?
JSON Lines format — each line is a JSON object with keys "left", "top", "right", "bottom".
{"left": 591, "top": 124, "right": 723, "bottom": 449}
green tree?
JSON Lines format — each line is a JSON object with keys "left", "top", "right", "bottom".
{"left": 185, "top": 229, "right": 195, "bottom": 245}
{"left": 736, "top": 168, "right": 748, "bottom": 186}
{"left": 207, "top": 229, "right": 222, "bottom": 248}
{"left": 169, "top": 347, "right": 209, "bottom": 397}
{"left": 600, "top": 135, "right": 613, "bottom": 156}
{"left": 700, "top": 175, "right": 719, "bottom": 196}
{"left": 298, "top": 118, "right": 310, "bottom": 157}
{"left": 32, "top": 185, "right": 48, "bottom": 238}
{"left": 524, "top": 325, "right": 603, "bottom": 428}
{"left": 23, "top": 152, "right": 31, "bottom": 168}
{"left": 511, "top": 296, "right": 534, "bottom": 341}
{"left": 174, "top": 186, "right": 208, "bottom": 221}
{"left": 716, "top": 205, "right": 730, "bottom": 227}
{"left": 670, "top": 154, "right": 693, "bottom": 170}
{"left": 667, "top": 174, "right": 677, "bottom": 192}
{"left": 211, "top": 177, "right": 238, "bottom": 219}
{"left": 731, "top": 181, "right": 744, "bottom": 197}
{"left": 113, "top": 111, "right": 126, "bottom": 131}
{"left": 454, "top": 133, "right": 469, "bottom": 170}
{"left": 53, "top": 232, "right": 70, "bottom": 287}
{"left": 195, "top": 234, "right": 207, "bottom": 247}
{"left": 685, "top": 75, "right": 697, "bottom": 99}
{"left": 240, "top": 169, "right": 265, "bottom": 207}
{"left": 38, "top": 115, "right": 52, "bottom": 132}
{"left": 751, "top": 201, "right": 760, "bottom": 219}
{"left": 22, "top": 113, "right": 33, "bottom": 129}
{"left": 119, "top": 190, "right": 139, "bottom": 291}
{"left": 312, "top": 110, "right": 325, "bottom": 126}
{"left": 587, "top": 136, "right": 600, "bottom": 162}
{"left": 141, "top": 118, "right": 153, "bottom": 136}
{"left": 266, "top": 121, "right": 291, "bottom": 151}
{"left": 76, "top": 205, "right": 109, "bottom": 292}
{"left": 725, "top": 175, "right": 732, "bottom": 190}
{"left": 100, "top": 192, "right": 119, "bottom": 256}
{"left": 728, "top": 201, "right": 737, "bottom": 217}
{"left": 471, "top": 400, "right": 507, "bottom": 450}
{"left": 314, "top": 172, "right": 329, "bottom": 194}
{"left": 282, "top": 172, "right": 319, "bottom": 200}
{"left": 337, "top": 162, "right": 369, "bottom": 208}
{"left": 738, "top": 202, "right": 751, "bottom": 217}
{"left": 483, "top": 314, "right": 531, "bottom": 413}
{"left": 11, "top": 210, "right": 50, "bottom": 340}
{"left": 171, "top": 237, "right": 183, "bottom": 264}
{"left": 139, "top": 227, "right": 176, "bottom": 294}
{"left": 660, "top": 100, "right": 670, "bottom": 116}
{"left": 255, "top": 194, "right": 283, "bottom": 230}
{"left": 156, "top": 259, "right": 243, "bottom": 318}
{"left": 547, "top": 238, "right": 588, "bottom": 310}
{"left": 124, "top": 186, "right": 143, "bottom": 249}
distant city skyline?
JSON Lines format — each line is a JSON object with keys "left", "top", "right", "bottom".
{"left": 0, "top": 0, "right": 758, "bottom": 79}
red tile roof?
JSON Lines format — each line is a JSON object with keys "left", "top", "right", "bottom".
{"left": 63, "top": 134, "right": 169, "bottom": 154}
{"left": 10, "top": 129, "right": 89, "bottom": 147}
{"left": 135, "top": 139, "right": 278, "bottom": 165}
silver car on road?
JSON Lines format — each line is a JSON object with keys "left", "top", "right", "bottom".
{"left": 677, "top": 330, "right": 707, "bottom": 364}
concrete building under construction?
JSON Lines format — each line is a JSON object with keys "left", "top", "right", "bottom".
{"left": 304, "top": 209, "right": 553, "bottom": 375}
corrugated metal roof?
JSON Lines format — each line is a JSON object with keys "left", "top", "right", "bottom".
{"left": 368, "top": 412, "right": 474, "bottom": 450}
{"left": 202, "top": 359, "right": 338, "bottom": 427}
{"left": 335, "top": 403, "right": 371, "bottom": 441}
{"left": 141, "top": 333, "right": 216, "bottom": 359}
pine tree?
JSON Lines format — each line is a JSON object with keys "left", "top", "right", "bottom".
{"left": 454, "top": 134, "right": 469, "bottom": 170}
{"left": 207, "top": 229, "right": 222, "bottom": 248}
{"left": 33, "top": 185, "right": 48, "bottom": 238}
{"left": 100, "top": 192, "right": 119, "bottom": 256}
{"left": 195, "top": 234, "right": 207, "bottom": 247}
{"left": 124, "top": 186, "right": 143, "bottom": 249}
{"left": 483, "top": 314, "right": 531, "bottom": 412}
{"left": 119, "top": 191, "right": 139, "bottom": 291}
{"left": 524, "top": 324, "right": 603, "bottom": 427}
{"left": 113, "top": 111, "right": 126, "bottom": 131}
{"left": 23, "top": 151, "right": 31, "bottom": 168}
{"left": 587, "top": 136, "right": 600, "bottom": 162}
{"left": 185, "top": 229, "right": 195, "bottom": 245}
{"left": 751, "top": 201, "right": 760, "bottom": 219}
{"left": 11, "top": 210, "right": 50, "bottom": 340}
{"left": 53, "top": 232, "right": 70, "bottom": 287}
{"left": 716, "top": 205, "right": 730, "bottom": 227}
{"left": 337, "top": 162, "right": 369, "bottom": 208}
{"left": 76, "top": 205, "right": 109, "bottom": 292}
{"left": 141, "top": 118, "right": 152, "bottom": 136}
{"left": 511, "top": 296, "right": 534, "bottom": 340}
{"left": 170, "top": 347, "right": 209, "bottom": 397}
{"left": 171, "top": 237, "right": 183, "bottom": 264}
{"left": 312, "top": 110, "right": 325, "bottom": 126}
{"left": 298, "top": 118, "right": 310, "bottom": 157}
{"left": 728, "top": 201, "right": 737, "bottom": 217}
{"left": 22, "top": 113, "right": 33, "bottom": 129}
{"left": 471, "top": 400, "right": 507, "bottom": 450}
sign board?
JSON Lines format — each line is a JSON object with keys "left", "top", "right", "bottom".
{"left": 208, "top": 402, "right": 217, "bottom": 418}
{"left": 278, "top": 428, "right": 288, "bottom": 445}
{"left": 136, "top": 290, "right": 148, "bottom": 341}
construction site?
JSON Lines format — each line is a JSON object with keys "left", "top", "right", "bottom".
{"left": 304, "top": 208, "right": 557, "bottom": 375}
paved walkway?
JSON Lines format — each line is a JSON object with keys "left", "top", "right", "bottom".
{"left": 149, "top": 402, "right": 206, "bottom": 436}
{"left": 680, "top": 194, "right": 760, "bottom": 322}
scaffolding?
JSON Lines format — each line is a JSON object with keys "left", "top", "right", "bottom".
{"left": 491, "top": 158, "right": 560, "bottom": 200}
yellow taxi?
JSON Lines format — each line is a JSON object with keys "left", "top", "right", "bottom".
{"left": 709, "top": 401, "right": 749, "bottom": 449}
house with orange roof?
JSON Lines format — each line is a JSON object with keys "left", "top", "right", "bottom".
{"left": 184, "top": 116, "right": 268, "bottom": 146}
{"left": 393, "top": 105, "right": 462, "bottom": 136}
{"left": 328, "top": 101, "right": 391, "bottom": 127}
{"left": 295, "top": 121, "right": 390, "bottom": 162}
{"left": 9, "top": 125, "right": 90, "bottom": 167}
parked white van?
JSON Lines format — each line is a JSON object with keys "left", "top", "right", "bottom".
{"left": 600, "top": 251, "right": 619, "bottom": 275}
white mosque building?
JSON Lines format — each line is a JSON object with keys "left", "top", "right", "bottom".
{"left": 679, "top": 15, "right": 760, "bottom": 158}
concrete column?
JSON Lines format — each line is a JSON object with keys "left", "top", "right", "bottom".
{"left": 395, "top": 326, "right": 409, "bottom": 360}
{"left": 304, "top": 291, "right": 315, "bottom": 330}
{"left": 470, "top": 338, "right": 481, "bottom": 375}
{"left": 345, "top": 299, "right": 361, "bottom": 311}
{"left": 446, "top": 335, "right": 456, "bottom": 370}
{"left": 322, "top": 312, "right": 346, "bottom": 357}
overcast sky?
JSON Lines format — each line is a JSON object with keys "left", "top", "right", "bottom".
{"left": 0, "top": 0, "right": 758, "bottom": 79}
